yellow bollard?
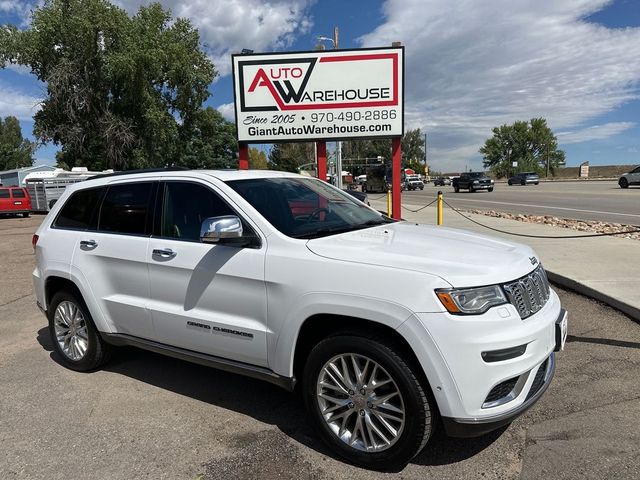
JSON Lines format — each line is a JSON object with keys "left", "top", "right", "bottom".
{"left": 387, "top": 189, "right": 392, "bottom": 217}
{"left": 437, "top": 191, "right": 443, "bottom": 225}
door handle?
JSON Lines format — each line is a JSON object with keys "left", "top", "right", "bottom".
{"left": 80, "top": 239, "right": 98, "bottom": 248}
{"left": 153, "top": 248, "right": 177, "bottom": 259}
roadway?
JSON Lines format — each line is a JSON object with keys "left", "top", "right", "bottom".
{"left": 398, "top": 181, "right": 640, "bottom": 224}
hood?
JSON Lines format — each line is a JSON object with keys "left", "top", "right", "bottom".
{"left": 306, "top": 222, "right": 539, "bottom": 288}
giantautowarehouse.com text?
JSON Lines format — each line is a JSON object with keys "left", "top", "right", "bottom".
{"left": 247, "top": 123, "right": 392, "bottom": 137}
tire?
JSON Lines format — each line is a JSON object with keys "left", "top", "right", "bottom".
{"left": 619, "top": 178, "right": 629, "bottom": 189}
{"left": 534, "top": 182, "right": 539, "bottom": 185}
{"left": 48, "top": 290, "right": 111, "bottom": 371}
{"left": 362, "top": 185, "right": 367, "bottom": 193}
{"left": 22, "top": 212, "right": 30, "bottom": 218}
{"left": 303, "top": 334, "right": 434, "bottom": 470}
{"left": 419, "top": 186, "right": 424, "bottom": 190}
{"left": 488, "top": 187, "right": 494, "bottom": 192}
{"left": 469, "top": 186, "right": 475, "bottom": 193}
{"left": 454, "top": 186, "right": 459, "bottom": 193}
{"left": 508, "top": 180, "right": 512, "bottom": 186}
{"left": 521, "top": 180, "right": 526, "bottom": 186}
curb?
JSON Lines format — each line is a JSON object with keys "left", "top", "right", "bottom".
{"left": 546, "top": 271, "right": 640, "bottom": 323}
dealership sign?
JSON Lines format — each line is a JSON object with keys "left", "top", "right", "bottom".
{"left": 232, "top": 47, "right": 404, "bottom": 143}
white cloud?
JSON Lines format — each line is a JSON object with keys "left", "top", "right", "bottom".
{"left": 216, "top": 102, "right": 235, "bottom": 122}
{"left": 557, "top": 122, "right": 635, "bottom": 143}
{"left": 360, "top": 0, "right": 640, "bottom": 171}
{"left": 115, "top": 0, "right": 314, "bottom": 77}
{"left": 0, "top": 80, "right": 41, "bottom": 120}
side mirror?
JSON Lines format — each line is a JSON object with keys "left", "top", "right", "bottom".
{"left": 200, "top": 216, "right": 244, "bottom": 244}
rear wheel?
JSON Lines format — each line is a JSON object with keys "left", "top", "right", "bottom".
{"left": 22, "top": 212, "right": 30, "bottom": 218}
{"left": 48, "top": 290, "right": 111, "bottom": 371}
{"left": 303, "top": 334, "right": 434, "bottom": 470}
{"left": 454, "top": 186, "right": 459, "bottom": 193}
{"left": 619, "top": 178, "right": 629, "bottom": 189}
{"left": 508, "top": 180, "right": 512, "bottom": 185}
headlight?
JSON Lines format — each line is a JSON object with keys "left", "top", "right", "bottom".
{"left": 473, "top": 180, "right": 480, "bottom": 184}
{"left": 436, "top": 285, "right": 507, "bottom": 315}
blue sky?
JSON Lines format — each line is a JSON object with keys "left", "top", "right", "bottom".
{"left": 1, "top": 0, "right": 639, "bottom": 172}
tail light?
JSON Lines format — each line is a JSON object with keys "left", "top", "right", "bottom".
{"left": 32, "top": 234, "right": 39, "bottom": 251}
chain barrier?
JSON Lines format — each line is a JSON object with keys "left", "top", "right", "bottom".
{"left": 441, "top": 199, "right": 640, "bottom": 239}
{"left": 401, "top": 198, "right": 438, "bottom": 213}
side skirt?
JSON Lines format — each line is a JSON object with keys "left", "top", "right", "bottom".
{"left": 101, "top": 333, "right": 296, "bottom": 391}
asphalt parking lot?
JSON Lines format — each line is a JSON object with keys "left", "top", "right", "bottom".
{"left": 1, "top": 215, "right": 639, "bottom": 480}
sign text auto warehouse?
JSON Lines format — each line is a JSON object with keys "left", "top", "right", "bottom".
{"left": 232, "top": 47, "right": 404, "bottom": 143}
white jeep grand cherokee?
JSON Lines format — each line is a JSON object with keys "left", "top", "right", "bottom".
{"left": 32, "top": 169, "right": 567, "bottom": 470}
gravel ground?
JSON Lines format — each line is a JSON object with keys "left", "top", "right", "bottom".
{"left": 465, "top": 209, "right": 640, "bottom": 241}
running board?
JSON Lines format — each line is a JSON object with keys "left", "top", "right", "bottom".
{"left": 101, "top": 333, "right": 296, "bottom": 391}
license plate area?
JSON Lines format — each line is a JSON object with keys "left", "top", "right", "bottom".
{"left": 555, "top": 309, "right": 568, "bottom": 352}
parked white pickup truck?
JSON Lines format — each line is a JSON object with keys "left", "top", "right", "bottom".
{"left": 32, "top": 169, "right": 567, "bottom": 470}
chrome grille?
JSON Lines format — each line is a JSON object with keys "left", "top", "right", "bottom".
{"left": 503, "top": 265, "right": 550, "bottom": 319}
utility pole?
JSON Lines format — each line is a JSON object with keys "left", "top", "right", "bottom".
{"left": 424, "top": 132, "right": 427, "bottom": 174}
{"left": 333, "top": 26, "right": 343, "bottom": 189}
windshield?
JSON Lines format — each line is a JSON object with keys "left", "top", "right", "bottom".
{"left": 227, "top": 177, "right": 392, "bottom": 239}
{"left": 468, "top": 172, "right": 485, "bottom": 178}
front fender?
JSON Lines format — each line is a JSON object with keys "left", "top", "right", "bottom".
{"left": 271, "top": 292, "right": 414, "bottom": 378}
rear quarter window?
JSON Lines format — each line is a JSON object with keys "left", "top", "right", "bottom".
{"left": 0, "top": 189, "right": 9, "bottom": 198}
{"left": 54, "top": 187, "right": 105, "bottom": 230}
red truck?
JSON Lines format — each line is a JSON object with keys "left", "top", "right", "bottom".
{"left": 0, "top": 186, "right": 32, "bottom": 217}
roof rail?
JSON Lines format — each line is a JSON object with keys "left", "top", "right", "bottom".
{"left": 89, "top": 166, "right": 190, "bottom": 179}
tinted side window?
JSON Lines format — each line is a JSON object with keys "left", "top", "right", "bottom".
{"left": 12, "top": 189, "right": 26, "bottom": 198}
{"left": 54, "top": 187, "right": 105, "bottom": 230}
{"left": 99, "top": 183, "right": 153, "bottom": 235}
{"left": 0, "top": 189, "right": 9, "bottom": 198}
{"left": 161, "top": 182, "right": 235, "bottom": 242}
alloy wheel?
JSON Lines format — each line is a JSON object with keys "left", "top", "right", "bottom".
{"left": 316, "top": 353, "right": 405, "bottom": 452}
{"left": 53, "top": 300, "right": 89, "bottom": 361}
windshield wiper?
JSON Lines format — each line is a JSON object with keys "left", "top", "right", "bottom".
{"left": 293, "top": 220, "right": 390, "bottom": 239}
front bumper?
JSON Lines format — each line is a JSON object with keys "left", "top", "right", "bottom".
{"left": 397, "top": 289, "right": 563, "bottom": 429}
{"left": 442, "top": 351, "right": 555, "bottom": 437}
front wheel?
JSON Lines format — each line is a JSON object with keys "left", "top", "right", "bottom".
{"left": 454, "top": 186, "right": 459, "bottom": 193}
{"left": 488, "top": 187, "right": 494, "bottom": 192}
{"left": 303, "top": 334, "right": 434, "bottom": 470}
{"left": 619, "top": 178, "right": 629, "bottom": 189}
{"left": 508, "top": 180, "right": 512, "bottom": 185}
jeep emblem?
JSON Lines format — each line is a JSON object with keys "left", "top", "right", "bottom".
{"left": 530, "top": 257, "right": 538, "bottom": 265}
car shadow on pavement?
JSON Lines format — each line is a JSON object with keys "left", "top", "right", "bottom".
{"left": 36, "top": 326, "right": 508, "bottom": 469}
{"left": 566, "top": 334, "right": 640, "bottom": 350}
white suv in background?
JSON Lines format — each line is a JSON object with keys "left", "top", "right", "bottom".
{"left": 32, "top": 169, "right": 567, "bottom": 470}
{"left": 618, "top": 165, "right": 640, "bottom": 188}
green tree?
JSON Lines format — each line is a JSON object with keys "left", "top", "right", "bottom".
{"left": 401, "top": 128, "right": 425, "bottom": 164}
{"left": 0, "top": 116, "right": 36, "bottom": 170}
{"left": 180, "top": 107, "right": 237, "bottom": 169}
{"left": 479, "top": 118, "right": 565, "bottom": 177}
{"left": 0, "top": 0, "right": 215, "bottom": 170}
{"left": 248, "top": 147, "right": 268, "bottom": 169}
{"left": 268, "top": 142, "right": 314, "bottom": 172}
